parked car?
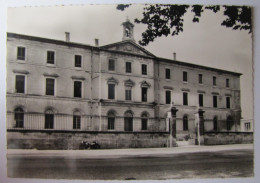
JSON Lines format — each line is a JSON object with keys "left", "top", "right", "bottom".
{"left": 79, "top": 141, "right": 100, "bottom": 150}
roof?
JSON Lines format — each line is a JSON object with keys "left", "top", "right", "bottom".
{"left": 7, "top": 32, "right": 242, "bottom": 76}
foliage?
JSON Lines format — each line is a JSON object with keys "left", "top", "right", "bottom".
{"left": 117, "top": 4, "right": 252, "bottom": 46}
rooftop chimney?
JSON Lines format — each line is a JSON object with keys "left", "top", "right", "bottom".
{"left": 65, "top": 32, "right": 70, "bottom": 42}
{"left": 95, "top": 38, "right": 99, "bottom": 46}
{"left": 173, "top": 52, "right": 176, "bottom": 60}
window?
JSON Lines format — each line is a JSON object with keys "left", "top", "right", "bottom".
{"left": 126, "top": 62, "right": 132, "bottom": 73}
{"left": 125, "top": 89, "right": 132, "bottom": 101}
{"left": 75, "top": 55, "right": 82, "bottom": 68}
{"left": 165, "top": 90, "right": 171, "bottom": 104}
{"left": 213, "top": 76, "right": 216, "bottom": 86}
{"left": 142, "top": 87, "right": 148, "bottom": 102}
{"left": 199, "top": 74, "right": 203, "bottom": 84}
{"left": 45, "top": 110, "right": 54, "bottom": 129}
{"left": 245, "top": 122, "right": 251, "bottom": 131}
{"left": 183, "top": 71, "right": 188, "bottom": 82}
{"left": 17, "top": 47, "right": 25, "bottom": 60}
{"left": 108, "top": 59, "right": 115, "bottom": 71}
{"left": 227, "top": 116, "right": 233, "bottom": 131}
{"left": 199, "top": 94, "right": 203, "bottom": 107}
{"left": 107, "top": 111, "right": 115, "bottom": 130}
{"left": 74, "top": 81, "right": 82, "bottom": 98}
{"left": 183, "top": 115, "right": 188, "bottom": 131}
{"left": 73, "top": 112, "right": 81, "bottom": 129}
{"left": 46, "top": 78, "right": 55, "bottom": 96}
{"left": 47, "top": 51, "right": 55, "bottom": 64}
{"left": 124, "top": 111, "right": 133, "bottom": 131}
{"left": 15, "top": 75, "right": 25, "bottom": 93}
{"left": 142, "top": 64, "right": 147, "bottom": 75}
{"left": 213, "top": 117, "right": 218, "bottom": 131}
{"left": 183, "top": 92, "right": 188, "bottom": 105}
{"left": 141, "top": 113, "right": 148, "bottom": 130}
{"left": 108, "top": 84, "right": 115, "bottom": 99}
{"left": 165, "top": 68, "right": 170, "bottom": 79}
{"left": 226, "top": 97, "right": 230, "bottom": 108}
{"left": 226, "top": 79, "right": 230, "bottom": 88}
{"left": 14, "top": 107, "right": 24, "bottom": 128}
{"left": 213, "top": 96, "right": 218, "bottom": 108}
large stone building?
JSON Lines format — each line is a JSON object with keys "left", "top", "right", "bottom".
{"left": 6, "top": 19, "right": 243, "bottom": 149}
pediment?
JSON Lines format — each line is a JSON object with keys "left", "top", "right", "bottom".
{"left": 101, "top": 41, "right": 155, "bottom": 57}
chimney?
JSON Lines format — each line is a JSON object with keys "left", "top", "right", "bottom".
{"left": 173, "top": 52, "right": 176, "bottom": 60}
{"left": 65, "top": 32, "right": 70, "bottom": 42}
{"left": 95, "top": 38, "right": 99, "bottom": 46}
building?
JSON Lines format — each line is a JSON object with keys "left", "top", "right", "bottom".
{"left": 6, "top": 19, "right": 244, "bottom": 149}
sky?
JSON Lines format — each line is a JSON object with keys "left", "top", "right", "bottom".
{"left": 6, "top": 4, "right": 253, "bottom": 120}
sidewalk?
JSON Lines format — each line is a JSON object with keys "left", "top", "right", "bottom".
{"left": 7, "top": 144, "right": 253, "bottom": 158}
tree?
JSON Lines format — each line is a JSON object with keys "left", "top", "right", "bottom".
{"left": 117, "top": 4, "right": 252, "bottom": 46}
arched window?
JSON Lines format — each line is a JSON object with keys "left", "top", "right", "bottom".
{"left": 73, "top": 111, "right": 81, "bottom": 129}
{"left": 141, "top": 112, "right": 148, "bottom": 130}
{"left": 45, "top": 109, "right": 54, "bottom": 129}
{"left": 107, "top": 111, "right": 115, "bottom": 130}
{"left": 124, "top": 111, "right": 133, "bottom": 131}
{"left": 213, "top": 116, "right": 218, "bottom": 131}
{"left": 183, "top": 115, "right": 188, "bottom": 131}
{"left": 14, "top": 107, "right": 24, "bottom": 128}
{"left": 227, "top": 116, "right": 233, "bottom": 131}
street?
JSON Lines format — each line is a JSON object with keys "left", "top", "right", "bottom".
{"left": 7, "top": 146, "right": 253, "bottom": 180}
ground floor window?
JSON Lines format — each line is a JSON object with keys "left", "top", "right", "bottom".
{"left": 45, "top": 110, "right": 54, "bottom": 129}
{"left": 227, "top": 116, "right": 233, "bottom": 131}
{"left": 213, "top": 116, "right": 218, "bottom": 131}
{"left": 73, "top": 111, "right": 81, "bottom": 129}
{"left": 14, "top": 107, "right": 24, "bottom": 128}
{"left": 141, "top": 113, "right": 148, "bottom": 130}
{"left": 124, "top": 111, "right": 133, "bottom": 131}
{"left": 183, "top": 115, "right": 188, "bottom": 131}
{"left": 107, "top": 111, "right": 115, "bottom": 130}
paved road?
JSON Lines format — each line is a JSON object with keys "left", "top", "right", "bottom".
{"left": 7, "top": 148, "right": 253, "bottom": 180}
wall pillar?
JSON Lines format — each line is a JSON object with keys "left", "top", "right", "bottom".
{"left": 170, "top": 106, "right": 178, "bottom": 147}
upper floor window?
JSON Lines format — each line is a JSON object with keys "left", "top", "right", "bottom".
{"left": 142, "top": 64, "right": 147, "bottom": 75}
{"left": 199, "top": 74, "right": 203, "bottom": 84}
{"left": 165, "top": 68, "right": 171, "bottom": 79}
{"left": 14, "top": 107, "right": 24, "bottom": 128}
{"left": 75, "top": 55, "right": 82, "bottom": 68}
{"left": 108, "top": 59, "right": 115, "bottom": 71}
{"left": 199, "top": 94, "right": 203, "bottom": 107}
{"left": 183, "top": 92, "right": 188, "bottom": 105}
{"left": 165, "top": 90, "right": 171, "bottom": 104}
{"left": 125, "top": 88, "right": 132, "bottom": 101}
{"left": 46, "top": 78, "right": 55, "bottom": 96}
{"left": 73, "top": 111, "right": 81, "bottom": 129}
{"left": 126, "top": 62, "right": 132, "bottom": 73}
{"left": 108, "top": 84, "right": 115, "bottom": 99}
{"left": 213, "top": 76, "right": 217, "bottom": 86}
{"left": 47, "top": 51, "right": 55, "bottom": 64}
{"left": 213, "top": 95, "right": 218, "bottom": 108}
{"left": 15, "top": 75, "right": 25, "bottom": 93}
{"left": 226, "top": 97, "right": 230, "bottom": 108}
{"left": 226, "top": 79, "right": 230, "bottom": 88}
{"left": 74, "top": 81, "right": 82, "bottom": 98}
{"left": 183, "top": 71, "right": 188, "bottom": 82}
{"left": 142, "top": 87, "right": 148, "bottom": 102}
{"left": 17, "top": 47, "right": 25, "bottom": 60}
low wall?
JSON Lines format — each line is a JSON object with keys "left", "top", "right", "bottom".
{"left": 204, "top": 132, "right": 253, "bottom": 145}
{"left": 7, "top": 130, "right": 169, "bottom": 150}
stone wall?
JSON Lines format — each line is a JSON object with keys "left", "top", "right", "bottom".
{"left": 7, "top": 130, "right": 169, "bottom": 150}
{"left": 204, "top": 132, "right": 253, "bottom": 145}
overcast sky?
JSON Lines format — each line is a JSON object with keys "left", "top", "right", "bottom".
{"left": 7, "top": 4, "right": 253, "bottom": 119}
